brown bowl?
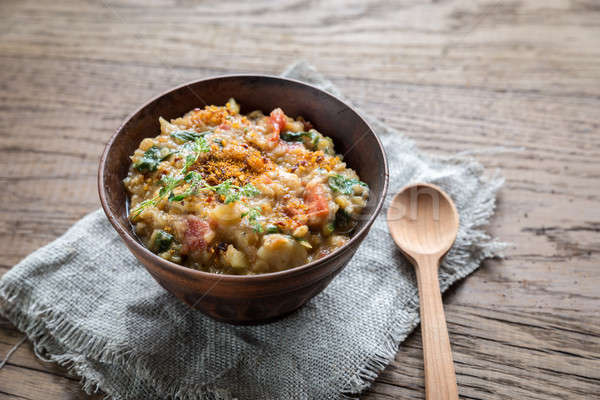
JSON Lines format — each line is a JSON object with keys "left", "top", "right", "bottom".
{"left": 98, "top": 75, "right": 389, "bottom": 324}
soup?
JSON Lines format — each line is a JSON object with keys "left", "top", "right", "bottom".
{"left": 124, "top": 99, "right": 369, "bottom": 274}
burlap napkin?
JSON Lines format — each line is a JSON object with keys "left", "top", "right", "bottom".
{"left": 0, "top": 62, "right": 504, "bottom": 399}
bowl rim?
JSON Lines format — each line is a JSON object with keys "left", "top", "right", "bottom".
{"left": 98, "top": 74, "right": 389, "bottom": 282}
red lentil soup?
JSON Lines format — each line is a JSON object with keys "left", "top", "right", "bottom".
{"left": 124, "top": 99, "right": 369, "bottom": 275}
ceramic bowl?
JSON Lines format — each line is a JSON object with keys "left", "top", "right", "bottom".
{"left": 98, "top": 75, "right": 388, "bottom": 324}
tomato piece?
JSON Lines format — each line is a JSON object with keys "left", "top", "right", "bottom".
{"left": 284, "top": 204, "right": 302, "bottom": 217}
{"left": 304, "top": 183, "right": 330, "bottom": 227}
{"left": 302, "top": 120, "right": 314, "bottom": 131}
{"left": 181, "top": 216, "right": 210, "bottom": 255}
{"left": 268, "top": 108, "right": 287, "bottom": 140}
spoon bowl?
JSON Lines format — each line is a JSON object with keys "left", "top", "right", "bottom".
{"left": 387, "top": 183, "right": 459, "bottom": 258}
{"left": 387, "top": 183, "right": 460, "bottom": 400}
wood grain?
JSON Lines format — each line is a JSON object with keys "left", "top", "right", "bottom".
{"left": 1, "top": 0, "right": 599, "bottom": 398}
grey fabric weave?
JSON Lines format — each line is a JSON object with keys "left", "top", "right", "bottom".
{"left": 0, "top": 62, "right": 504, "bottom": 400}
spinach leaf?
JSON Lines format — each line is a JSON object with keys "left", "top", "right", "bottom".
{"left": 170, "top": 129, "right": 210, "bottom": 143}
{"left": 328, "top": 174, "right": 368, "bottom": 195}
{"left": 334, "top": 208, "right": 355, "bottom": 233}
{"left": 308, "top": 130, "right": 319, "bottom": 148}
{"left": 265, "top": 224, "right": 279, "bottom": 234}
{"left": 281, "top": 130, "right": 322, "bottom": 151}
{"left": 280, "top": 130, "right": 309, "bottom": 142}
{"left": 151, "top": 229, "right": 174, "bottom": 253}
{"left": 133, "top": 146, "right": 171, "bottom": 173}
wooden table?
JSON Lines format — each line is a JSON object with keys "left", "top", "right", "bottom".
{"left": 1, "top": 0, "right": 599, "bottom": 398}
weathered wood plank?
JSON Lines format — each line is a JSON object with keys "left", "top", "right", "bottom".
{"left": 0, "top": 323, "right": 75, "bottom": 380}
{"left": 2, "top": 1, "right": 600, "bottom": 95}
{"left": 0, "top": 364, "right": 99, "bottom": 400}
{"left": 365, "top": 305, "right": 600, "bottom": 400}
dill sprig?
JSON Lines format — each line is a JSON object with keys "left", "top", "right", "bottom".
{"left": 169, "top": 172, "right": 260, "bottom": 205}
{"left": 130, "top": 136, "right": 209, "bottom": 219}
{"left": 241, "top": 206, "right": 263, "bottom": 232}
{"left": 170, "top": 129, "right": 210, "bottom": 143}
{"left": 130, "top": 136, "right": 260, "bottom": 220}
{"left": 130, "top": 173, "right": 185, "bottom": 220}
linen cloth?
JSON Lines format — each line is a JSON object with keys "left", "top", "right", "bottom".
{"left": 0, "top": 62, "right": 504, "bottom": 400}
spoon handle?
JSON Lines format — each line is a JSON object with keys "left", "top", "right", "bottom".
{"left": 414, "top": 254, "right": 459, "bottom": 400}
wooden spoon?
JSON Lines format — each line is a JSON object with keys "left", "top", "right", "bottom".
{"left": 387, "top": 183, "right": 460, "bottom": 400}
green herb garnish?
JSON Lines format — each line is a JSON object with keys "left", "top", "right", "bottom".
{"left": 241, "top": 207, "right": 263, "bottom": 233}
{"left": 130, "top": 196, "right": 161, "bottom": 219}
{"left": 129, "top": 172, "right": 185, "bottom": 219}
{"left": 133, "top": 146, "right": 172, "bottom": 173}
{"left": 131, "top": 136, "right": 209, "bottom": 218}
{"left": 168, "top": 171, "right": 202, "bottom": 201}
{"left": 170, "top": 129, "right": 210, "bottom": 143}
{"left": 328, "top": 174, "right": 368, "bottom": 195}
{"left": 265, "top": 224, "right": 279, "bottom": 234}
{"left": 214, "top": 180, "right": 260, "bottom": 204}
{"left": 180, "top": 136, "right": 210, "bottom": 172}
{"left": 164, "top": 172, "right": 259, "bottom": 204}
{"left": 160, "top": 173, "right": 185, "bottom": 196}
{"left": 132, "top": 174, "right": 260, "bottom": 219}
{"left": 130, "top": 128, "right": 261, "bottom": 219}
